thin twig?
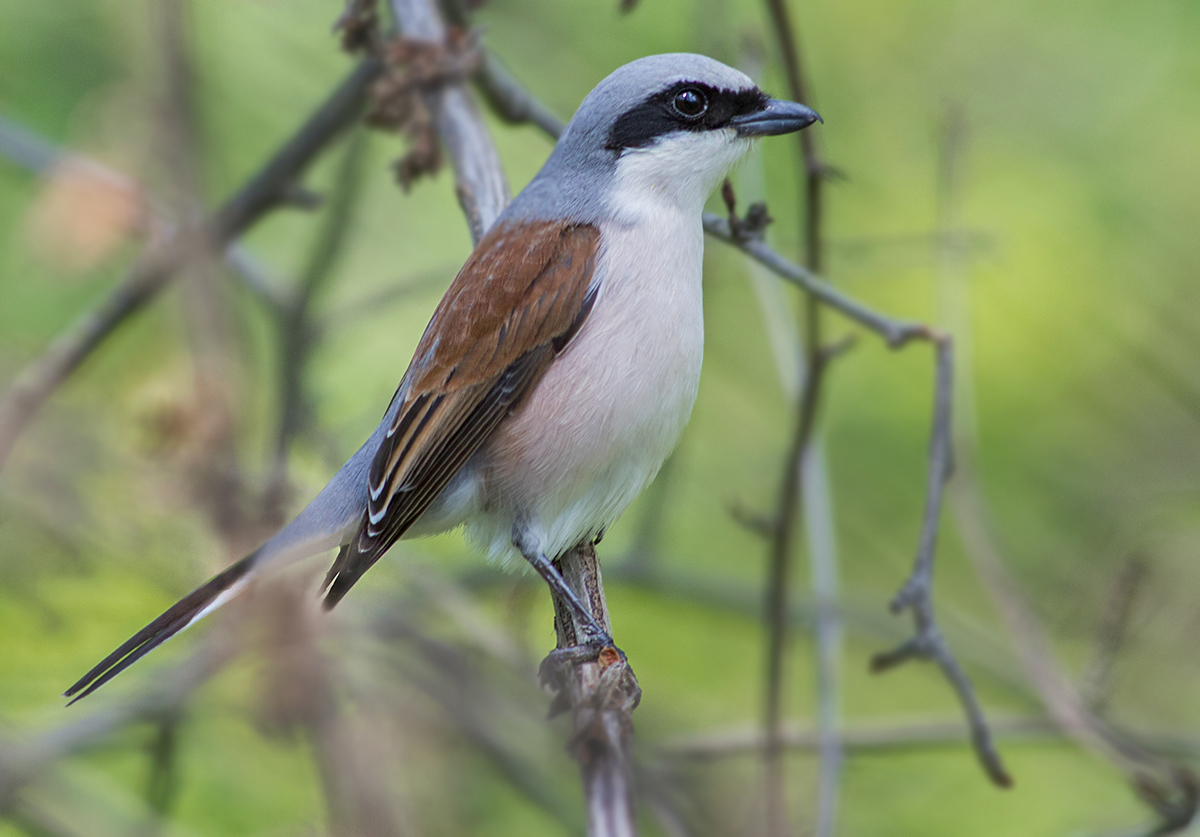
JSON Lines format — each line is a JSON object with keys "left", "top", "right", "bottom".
{"left": 951, "top": 473, "right": 1198, "bottom": 823}
{"left": 274, "top": 128, "right": 370, "bottom": 466}
{"left": 754, "top": 5, "right": 838, "bottom": 829}
{"left": 869, "top": 337, "right": 1011, "bottom": 787}
{"left": 702, "top": 215, "right": 929, "bottom": 348}
{"left": 0, "top": 58, "right": 383, "bottom": 472}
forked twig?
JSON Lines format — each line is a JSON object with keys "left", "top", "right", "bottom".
{"left": 867, "top": 336, "right": 1011, "bottom": 787}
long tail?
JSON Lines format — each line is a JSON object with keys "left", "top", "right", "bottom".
{"left": 65, "top": 432, "right": 380, "bottom": 704}
{"left": 64, "top": 552, "right": 257, "bottom": 704}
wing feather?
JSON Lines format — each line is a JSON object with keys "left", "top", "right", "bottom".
{"left": 322, "top": 221, "right": 601, "bottom": 606}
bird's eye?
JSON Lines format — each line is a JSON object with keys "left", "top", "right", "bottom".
{"left": 672, "top": 88, "right": 708, "bottom": 119}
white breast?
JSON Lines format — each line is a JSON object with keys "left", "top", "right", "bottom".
{"left": 412, "top": 130, "right": 746, "bottom": 564}
{"left": 446, "top": 206, "right": 706, "bottom": 564}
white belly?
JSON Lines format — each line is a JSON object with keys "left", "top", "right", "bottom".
{"left": 426, "top": 209, "right": 706, "bottom": 564}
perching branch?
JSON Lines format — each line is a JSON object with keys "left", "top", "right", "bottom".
{"left": 0, "top": 58, "right": 382, "bottom": 472}
{"left": 381, "top": 4, "right": 641, "bottom": 832}
{"left": 542, "top": 542, "right": 642, "bottom": 837}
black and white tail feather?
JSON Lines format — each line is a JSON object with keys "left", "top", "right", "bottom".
{"left": 64, "top": 431, "right": 379, "bottom": 704}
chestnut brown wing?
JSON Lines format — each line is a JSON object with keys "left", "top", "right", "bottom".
{"left": 322, "top": 221, "right": 601, "bottom": 606}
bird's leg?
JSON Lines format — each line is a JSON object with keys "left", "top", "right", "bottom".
{"left": 513, "top": 526, "right": 615, "bottom": 650}
{"left": 523, "top": 547, "right": 615, "bottom": 648}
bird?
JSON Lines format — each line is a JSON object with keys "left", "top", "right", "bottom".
{"left": 65, "top": 53, "right": 821, "bottom": 703}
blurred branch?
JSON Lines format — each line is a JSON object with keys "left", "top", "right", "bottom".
{"left": 758, "top": 4, "right": 840, "bottom": 830}
{"left": 0, "top": 114, "right": 62, "bottom": 172}
{"left": 951, "top": 474, "right": 1198, "bottom": 828}
{"left": 5, "top": 799, "right": 85, "bottom": 837}
{"left": 0, "top": 58, "right": 383, "bottom": 472}
{"left": 221, "top": 244, "right": 291, "bottom": 315}
{"left": 663, "top": 717, "right": 1200, "bottom": 763}
{"left": 473, "top": 48, "right": 567, "bottom": 138}
{"left": 143, "top": 713, "right": 183, "bottom": 826}
{"left": 386, "top": 0, "right": 509, "bottom": 242}
{"left": 321, "top": 263, "right": 455, "bottom": 324}
{"left": 1081, "top": 555, "right": 1149, "bottom": 714}
{"left": 375, "top": 601, "right": 584, "bottom": 832}
{"left": 274, "top": 128, "right": 370, "bottom": 467}
{"left": 754, "top": 286, "right": 839, "bottom": 837}
{"left": 0, "top": 636, "right": 233, "bottom": 811}
{"left": 663, "top": 717, "right": 1058, "bottom": 761}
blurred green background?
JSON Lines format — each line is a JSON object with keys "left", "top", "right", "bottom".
{"left": 2, "top": 0, "right": 1199, "bottom": 835}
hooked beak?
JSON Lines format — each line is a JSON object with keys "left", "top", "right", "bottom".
{"left": 731, "top": 99, "right": 822, "bottom": 137}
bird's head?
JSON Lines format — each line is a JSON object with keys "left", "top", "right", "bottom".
{"left": 519, "top": 54, "right": 821, "bottom": 223}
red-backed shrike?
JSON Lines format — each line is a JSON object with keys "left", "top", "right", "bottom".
{"left": 67, "top": 53, "right": 820, "bottom": 702}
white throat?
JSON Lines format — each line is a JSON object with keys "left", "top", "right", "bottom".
{"left": 607, "top": 128, "right": 750, "bottom": 222}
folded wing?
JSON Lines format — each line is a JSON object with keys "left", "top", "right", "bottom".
{"left": 323, "top": 220, "right": 601, "bottom": 605}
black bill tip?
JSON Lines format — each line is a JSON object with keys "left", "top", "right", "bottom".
{"left": 732, "top": 99, "right": 822, "bottom": 137}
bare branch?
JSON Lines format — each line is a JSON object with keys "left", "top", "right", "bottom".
{"left": 702, "top": 214, "right": 930, "bottom": 347}
{"left": 750, "top": 6, "right": 837, "bottom": 828}
{"left": 0, "top": 58, "right": 383, "bottom": 472}
{"left": 274, "top": 128, "right": 370, "bottom": 466}
{"left": 759, "top": 320, "right": 840, "bottom": 836}
{"left": 375, "top": 606, "right": 584, "bottom": 832}
{"left": 662, "top": 717, "right": 1058, "bottom": 761}
{"left": 386, "top": 0, "right": 509, "bottom": 242}
{"left": 473, "top": 49, "right": 567, "bottom": 138}
{"left": 0, "top": 636, "right": 233, "bottom": 809}
{"left": 1082, "top": 554, "right": 1149, "bottom": 714}
{"left": 541, "top": 543, "right": 641, "bottom": 837}
{"left": 867, "top": 336, "right": 1011, "bottom": 787}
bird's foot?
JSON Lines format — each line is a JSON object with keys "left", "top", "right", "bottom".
{"left": 538, "top": 638, "right": 626, "bottom": 694}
